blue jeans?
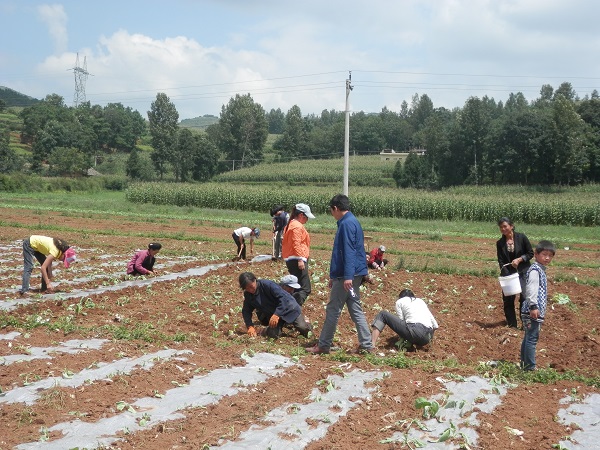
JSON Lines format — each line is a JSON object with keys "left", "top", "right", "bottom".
{"left": 20, "top": 238, "right": 48, "bottom": 293}
{"left": 520, "top": 315, "right": 541, "bottom": 370}
{"left": 318, "top": 276, "right": 373, "bottom": 350}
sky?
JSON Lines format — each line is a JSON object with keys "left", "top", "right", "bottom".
{"left": 1, "top": 0, "right": 599, "bottom": 120}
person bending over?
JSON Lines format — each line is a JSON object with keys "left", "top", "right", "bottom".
{"left": 127, "top": 242, "right": 162, "bottom": 276}
{"left": 19, "top": 235, "right": 76, "bottom": 296}
{"left": 239, "top": 272, "right": 311, "bottom": 339}
{"left": 371, "top": 289, "right": 438, "bottom": 349}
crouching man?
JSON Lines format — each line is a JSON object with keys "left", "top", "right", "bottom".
{"left": 239, "top": 272, "right": 311, "bottom": 339}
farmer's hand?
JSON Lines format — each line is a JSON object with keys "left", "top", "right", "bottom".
{"left": 298, "top": 260, "right": 305, "bottom": 270}
{"left": 530, "top": 309, "right": 539, "bottom": 320}
{"left": 343, "top": 279, "right": 353, "bottom": 291}
{"left": 269, "top": 314, "right": 280, "bottom": 328}
{"left": 247, "top": 326, "right": 257, "bottom": 337}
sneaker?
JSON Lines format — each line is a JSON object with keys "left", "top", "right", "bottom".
{"left": 306, "top": 344, "right": 330, "bottom": 355}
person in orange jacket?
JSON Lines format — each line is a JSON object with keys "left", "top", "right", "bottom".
{"left": 281, "top": 203, "right": 315, "bottom": 305}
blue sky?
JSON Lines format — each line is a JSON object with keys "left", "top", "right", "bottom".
{"left": 1, "top": 0, "right": 599, "bottom": 119}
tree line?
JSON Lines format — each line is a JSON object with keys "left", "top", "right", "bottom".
{"left": 1, "top": 81, "right": 599, "bottom": 187}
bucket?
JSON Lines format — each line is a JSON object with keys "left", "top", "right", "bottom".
{"left": 498, "top": 273, "right": 521, "bottom": 296}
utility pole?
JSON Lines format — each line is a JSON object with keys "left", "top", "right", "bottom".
{"left": 343, "top": 71, "right": 353, "bottom": 196}
{"left": 70, "top": 53, "right": 92, "bottom": 107}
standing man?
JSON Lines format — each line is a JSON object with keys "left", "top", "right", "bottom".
{"left": 307, "top": 194, "right": 374, "bottom": 354}
{"left": 271, "top": 205, "right": 289, "bottom": 260}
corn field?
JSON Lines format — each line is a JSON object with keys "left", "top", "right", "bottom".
{"left": 126, "top": 183, "right": 600, "bottom": 226}
{"left": 213, "top": 156, "right": 396, "bottom": 187}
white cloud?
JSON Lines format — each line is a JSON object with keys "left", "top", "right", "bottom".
{"left": 37, "top": 4, "right": 68, "bottom": 54}
{"left": 29, "top": 1, "right": 600, "bottom": 118}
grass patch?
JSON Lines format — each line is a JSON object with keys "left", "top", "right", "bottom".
{"left": 479, "top": 360, "right": 600, "bottom": 388}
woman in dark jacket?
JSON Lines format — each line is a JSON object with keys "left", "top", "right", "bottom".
{"left": 496, "top": 217, "right": 534, "bottom": 328}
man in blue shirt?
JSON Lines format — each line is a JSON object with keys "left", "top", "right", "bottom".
{"left": 307, "top": 194, "right": 374, "bottom": 354}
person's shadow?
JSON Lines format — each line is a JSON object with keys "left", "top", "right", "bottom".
{"left": 474, "top": 320, "right": 506, "bottom": 329}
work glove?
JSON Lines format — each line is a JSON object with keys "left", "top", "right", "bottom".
{"left": 269, "top": 314, "right": 280, "bottom": 328}
{"left": 247, "top": 326, "right": 257, "bottom": 337}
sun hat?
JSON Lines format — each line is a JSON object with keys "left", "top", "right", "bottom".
{"left": 379, "top": 245, "right": 386, "bottom": 252}
{"left": 253, "top": 227, "right": 260, "bottom": 238}
{"left": 295, "top": 203, "right": 315, "bottom": 219}
{"left": 63, "top": 247, "right": 77, "bottom": 268}
{"left": 280, "top": 274, "right": 301, "bottom": 289}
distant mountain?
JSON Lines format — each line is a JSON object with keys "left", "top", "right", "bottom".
{"left": 0, "top": 86, "right": 39, "bottom": 107}
{"left": 179, "top": 114, "right": 219, "bottom": 129}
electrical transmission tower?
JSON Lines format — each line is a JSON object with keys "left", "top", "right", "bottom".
{"left": 70, "top": 53, "right": 91, "bottom": 107}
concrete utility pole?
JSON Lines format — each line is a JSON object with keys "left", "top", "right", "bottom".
{"left": 343, "top": 71, "right": 353, "bottom": 196}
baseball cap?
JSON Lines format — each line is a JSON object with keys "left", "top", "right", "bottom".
{"left": 379, "top": 245, "right": 386, "bottom": 252}
{"left": 253, "top": 227, "right": 260, "bottom": 238}
{"left": 280, "top": 274, "right": 301, "bottom": 289}
{"left": 295, "top": 203, "right": 315, "bottom": 219}
{"left": 63, "top": 247, "right": 77, "bottom": 268}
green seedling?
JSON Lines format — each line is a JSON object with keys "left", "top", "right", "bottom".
{"left": 152, "top": 390, "right": 164, "bottom": 398}
{"left": 434, "top": 421, "right": 457, "bottom": 442}
{"left": 20, "top": 372, "right": 41, "bottom": 386}
{"left": 415, "top": 397, "right": 440, "bottom": 419}
{"left": 138, "top": 412, "right": 151, "bottom": 426}
{"left": 116, "top": 401, "right": 136, "bottom": 413}
{"left": 39, "top": 426, "right": 50, "bottom": 442}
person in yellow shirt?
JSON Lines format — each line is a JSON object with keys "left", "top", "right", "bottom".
{"left": 19, "top": 235, "right": 76, "bottom": 296}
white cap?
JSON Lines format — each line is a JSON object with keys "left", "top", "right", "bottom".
{"left": 280, "top": 274, "right": 301, "bottom": 289}
{"left": 379, "top": 245, "right": 386, "bottom": 252}
{"left": 295, "top": 203, "right": 315, "bottom": 219}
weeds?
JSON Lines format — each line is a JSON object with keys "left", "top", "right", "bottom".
{"left": 17, "top": 407, "right": 36, "bottom": 427}
{"left": 40, "top": 383, "right": 67, "bottom": 409}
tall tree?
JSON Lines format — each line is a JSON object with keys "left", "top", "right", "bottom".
{"left": 216, "top": 94, "right": 267, "bottom": 169}
{"left": 173, "top": 128, "right": 195, "bottom": 181}
{"left": 550, "top": 95, "right": 589, "bottom": 184}
{"left": 267, "top": 108, "right": 285, "bottom": 134}
{"left": 147, "top": 93, "right": 179, "bottom": 179}
{"left": 274, "top": 105, "right": 307, "bottom": 160}
{"left": 126, "top": 147, "right": 155, "bottom": 181}
{"left": 554, "top": 82, "right": 577, "bottom": 102}
{"left": 103, "top": 103, "right": 146, "bottom": 152}
{"left": 409, "top": 93, "right": 434, "bottom": 132}
{"left": 0, "top": 124, "right": 22, "bottom": 173}
{"left": 190, "top": 134, "right": 220, "bottom": 181}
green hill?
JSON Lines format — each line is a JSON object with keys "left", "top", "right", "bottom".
{"left": 179, "top": 114, "right": 219, "bottom": 130}
{"left": 0, "top": 86, "right": 39, "bottom": 108}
